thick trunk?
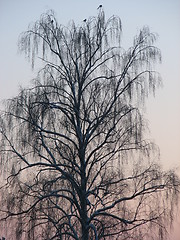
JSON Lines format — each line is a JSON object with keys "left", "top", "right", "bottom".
{"left": 81, "top": 222, "right": 89, "bottom": 240}
{"left": 80, "top": 179, "right": 89, "bottom": 240}
{"left": 80, "top": 163, "right": 89, "bottom": 239}
{"left": 78, "top": 141, "right": 89, "bottom": 240}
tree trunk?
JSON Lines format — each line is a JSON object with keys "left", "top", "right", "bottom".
{"left": 81, "top": 163, "right": 89, "bottom": 239}
{"left": 82, "top": 222, "right": 89, "bottom": 240}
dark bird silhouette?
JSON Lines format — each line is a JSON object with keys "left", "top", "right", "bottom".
{"left": 97, "top": 4, "right": 102, "bottom": 9}
{"left": 83, "top": 19, "right": 87, "bottom": 22}
{"left": 51, "top": 20, "right": 54, "bottom": 24}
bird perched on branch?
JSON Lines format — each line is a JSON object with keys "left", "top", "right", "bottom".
{"left": 97, "top": 4, "right": 102, "bottom": 9}
{"left": 83, "top": 19, "right": 87, "bottom": 22}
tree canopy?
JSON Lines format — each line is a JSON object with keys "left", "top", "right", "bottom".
{"left": 0, "top": 10, "right": 179, "bottom": 240}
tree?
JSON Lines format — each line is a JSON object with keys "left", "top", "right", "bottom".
{"left": 0, "top": 10, "right": 179, "bottom": 240}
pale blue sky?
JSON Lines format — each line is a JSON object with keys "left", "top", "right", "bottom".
{"left": 0, "top": 0, "right": 180, "bottom": 170}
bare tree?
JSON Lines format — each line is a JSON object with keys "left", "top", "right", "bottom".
{"left": 0, "top": 10, "right": 179, "bottom": 240}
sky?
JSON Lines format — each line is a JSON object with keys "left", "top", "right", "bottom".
{"left": 0, "top": 0, "right": 180, "bottom": 238}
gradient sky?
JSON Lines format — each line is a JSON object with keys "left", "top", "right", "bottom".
{"left": 0, "top": 0, "right": 180, "bottom": 238}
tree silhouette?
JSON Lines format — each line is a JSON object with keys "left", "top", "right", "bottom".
{"left": 0, "top": 10, "right": 179, "bottom": 240}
